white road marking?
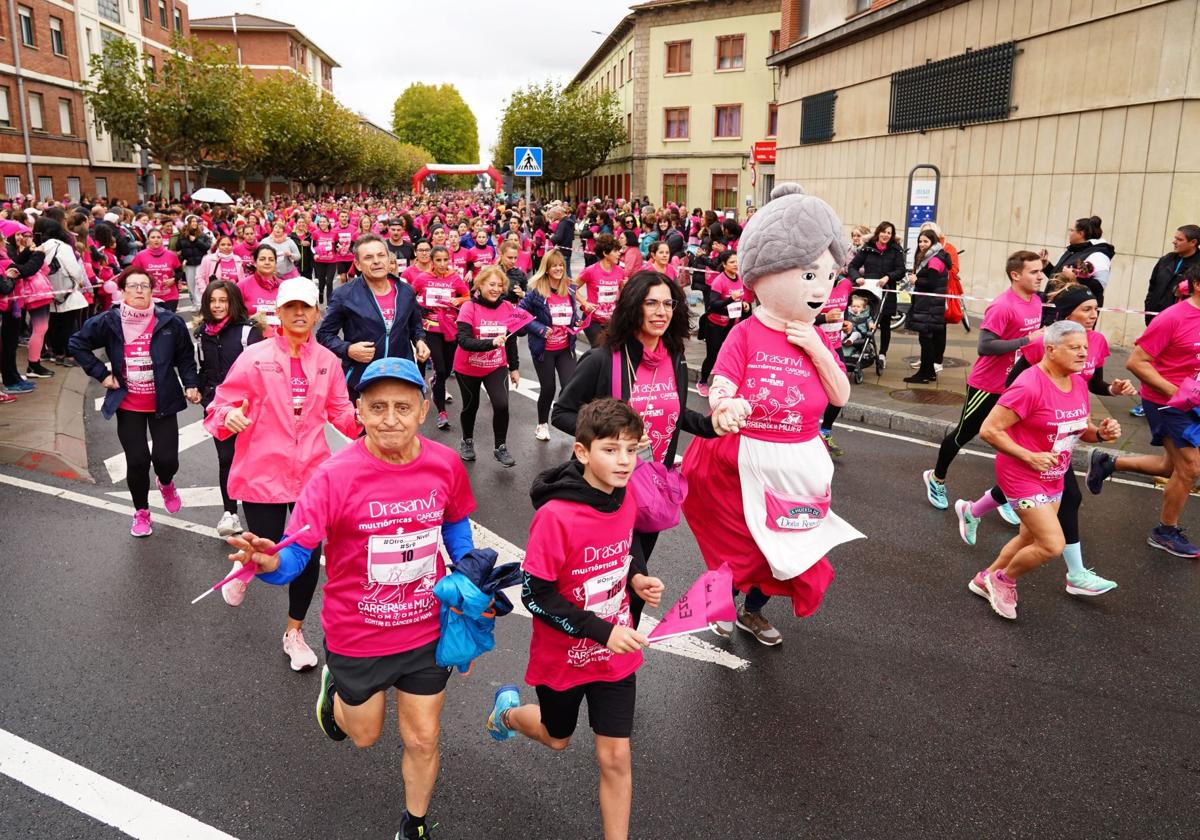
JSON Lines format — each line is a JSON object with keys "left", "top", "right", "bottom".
{"left": 0, "top": 727, "right": 238, "bottom": 840}
{"left": 94, "top": 396, "right": 104, "bottom": 412}
{"left": 105, "top": 420, "right": 212, "bottom": 484}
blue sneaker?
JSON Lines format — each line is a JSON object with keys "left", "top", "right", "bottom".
{"left": 1130, "top": 404, "right": 1145, "bottom": 418}
{"left": 486, "top": 683, "right": 520, "bottom": 741}
{"left": 923, "top": 469, "right": 948, "bottom": 509}
{"left": 954, "top": 499, "right": 980, "bottom": 546}
{"left": 3, "top": 380, "right": 34, "bottom": 393}
{"left": 1148, "top": 525, "right": 1200, "bottom": 558}
{"left": 997, "top": 501, "right": 1020, "bottom": 526}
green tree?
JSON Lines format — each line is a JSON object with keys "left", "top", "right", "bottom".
{"left": 390, "top": 83, "right": 479, "bottom": 164}
{"left": 230, "top": 73, "right": 326, "bottom": 200}
{"left": 84, "top": 36, "right": 245, "bottom": 198}
{"left": 493, "top": 80, "right": 625, "bottom": 193}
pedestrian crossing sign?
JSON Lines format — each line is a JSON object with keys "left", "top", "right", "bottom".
{"left": 514, "top": 146, "right": 543, "bottom": 177}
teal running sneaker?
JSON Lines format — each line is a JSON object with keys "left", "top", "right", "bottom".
{"left": 1065, "top": 568, "right": 1118, "bottom": 597}
{"left": 998, "top": 501, "right": 1020, "bottom": 526}
{"left": 923, "top": 469, "right": 948, "bottom": 509}
{"left": 954, "top": 499, "right": 980, "bottom": 546}
{"left": 486, "top": 684, "right": 520, "bottom": 741}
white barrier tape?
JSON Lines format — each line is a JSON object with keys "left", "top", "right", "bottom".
{"left": 867, "top": 286, "right": 1160, "bottom": 317}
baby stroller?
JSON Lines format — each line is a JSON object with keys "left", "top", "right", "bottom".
{"left": 840, "top": 287, "right": 883, "bottom": 385}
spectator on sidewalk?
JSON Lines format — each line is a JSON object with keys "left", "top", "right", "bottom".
{"left": 1143, "top": 224, "right": 1200, "bottom": 324}
{"left": 847, "top": 221, "right": 906, "bottom": 369}
{"left": 1038, "top": 216, "right": 1115, "bottom": 306}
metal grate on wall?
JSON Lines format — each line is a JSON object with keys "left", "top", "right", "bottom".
{"left": 888, "top": 41, "right": 1017, "bottom": 134}
{"left": 800, "top": 90, "right": 836, "bottom": 144}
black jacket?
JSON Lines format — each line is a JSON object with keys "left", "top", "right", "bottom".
{"left": 1048, "top": 240, "right": 1115, "bottom": 306}
{"left": 907, "top": 247, "right": 949, "bottom": 335}
{"left": 503, "top": 266, "right": 528, "bottom": 304}
{"left": 551, "top": 341, "right": 717, "bottom": 466}
{"left": 194, "top": 318, "right": 264, "bottom": 407}
{"left": 848, "top": 240, "right": 906, "bottom": 316}
{"left": 550, "top": 217, "right": 575, "bottom": 254}
{"left": 1145, "top": 250, "right": 1200, "bottom": 319}
{"left": 174, "top": 232, "right": 212, "bottom": 266}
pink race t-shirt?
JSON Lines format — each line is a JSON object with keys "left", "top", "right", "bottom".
{"left": 334, "top": 227, "right": 354, "bottom": 261}
{"left": 119, "top": 325, "right": 156, "bottom": 412}
{"left": 995, "top": 365, "right": 1090, "bottom": 500}
{"left": 544, "top": 293, "right": 574, "bottom": 352}
{"left": 238, "top": 276, "right": 280, "bottom": 327}
{"left": 312, "top": 229, "right": 337, "bottom": 262}
{"left": 210, "top": 256, "right": 244, "bottom": 284}
{"left": 579, "top": 262, "right": 624, "bottom": 322}
{"left": 628, "top": 359, "right": 680, "bottom": 463}
{"left": 819, "top": 278, "right": 854, "bottom": 352}
{"left": 132, "top": 247, "right": 182, "bottom": 303}
{"left": 448, "top": 247, "right": 472, "bottom": 276}
{"left": 286, "top": 437, "right": 476, "bottom": 658}
{"left": 374, "top": 289, "right": 396, "bottom": 327}
{"left": 523, "top": 489, "right": 642, "bottom": 691}
{"left": 453, "top": 299, "right": 513, "bottom": 377}
{"left": 966, "top": 288, "right": 1044, "bottom": 393}
{"left": 412, "top": 271, "right": 469, "bottom": 335}
{"left": 712, "top": 316, "right": 830, "bottom": 443}
{"left": 1020, "top": 330, "right": 1110, "bottom": 383}
{"left": 1134, "top": 300, "right": 1200, "bottom": 404}
{"left": 708, "top": 272, "right": 751, "bottom": 328}
{"left": 289, "top": 356, "right": 308, "bottom": 417}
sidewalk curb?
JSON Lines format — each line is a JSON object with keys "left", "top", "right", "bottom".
{"left": 0, "top": 367, "right": 94, "bottom": 483}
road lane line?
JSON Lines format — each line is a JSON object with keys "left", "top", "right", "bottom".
{"left": 0, "top": 728, "right": 238, "bottom": 839}
{"left": 1, "top": 472, "right": 750, "bottom": 670}
{"left": 105, "top": 420, "right": 212, "bottom": 484}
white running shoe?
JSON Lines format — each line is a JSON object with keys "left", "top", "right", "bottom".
{"left": 534, "top": 423, "right": 550, "bottom": 441}
{"left": 222, "top": 562, "right": 248, "bottom": 607}
{"left": 216, "top": 511, "right": 243, "bottom": 537}
{"left": 283, "top": 628, "right": 318, "bottom": 671}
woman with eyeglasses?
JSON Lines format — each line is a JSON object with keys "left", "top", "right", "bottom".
{"left": 552, "top": 270, "right": 726, "bottom": 627}
{"left": 400, "top": 240, "right": 434, "bottom": 285}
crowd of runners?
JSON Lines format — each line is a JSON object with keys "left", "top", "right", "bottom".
{"left": 1, "top": 186, "right": 1197, "bottom": 839}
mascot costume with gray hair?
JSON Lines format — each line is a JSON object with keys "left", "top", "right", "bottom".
{"left": 682, "top": 183, "right": 865, "bottom": 618}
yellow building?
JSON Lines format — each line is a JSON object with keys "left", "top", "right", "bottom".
{"left": 769, "top": 0, "right": 1200, "bottom": 346}
{"left": 569, "top": 0, "right": 780, "bottom": 213}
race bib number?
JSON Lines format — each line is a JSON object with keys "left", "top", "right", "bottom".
{"left": 126, "top": 345, "right": 153, "bottom": 393}
{"left": 550, "top": 303, "right": 572, "bottom": 326}
{"left": 425, "top": 287, "right": 451, "bottom": 307}
{"left": 1051, "top": 418, "right": 1088, "bottom": 454}
{"left": 367, "top": 527, "right": 439, "bottom": 586}
{"left": 583, "top": 559, "right": 630, "bottom": 620}
{"left": 727, "top": 301, "right": 743, "bottom": 320}
{"left": 257, "top": 301, "right": 279, "bottom": 326}
{"left": 598, "top": 287, "right": 618, "bottom": 305}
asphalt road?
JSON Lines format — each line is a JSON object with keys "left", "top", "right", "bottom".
{"left": 2, "top": 340, "right": 1199, "bottom": 840}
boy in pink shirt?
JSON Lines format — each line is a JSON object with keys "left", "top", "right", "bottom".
{"left": 486, "top": 398, "right": 664, "bottom": 840}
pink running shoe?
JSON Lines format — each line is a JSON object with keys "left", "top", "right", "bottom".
{"left": 222, "top": 562, "right": 248, "bottom": 607}
{"left": 157, "top": 479, "right": 182, "bottom": 514}
{"left": 130, "top": 509, "right": 153, "bottom": 538}
{"left": 283, "top": 628, "right": 318, "bottom": 672}
{"left": 696, "top": 382, "right": 710, "bottom": 397}
{"left": 967, "top": 570, "right": 989, "bottom": 599}
{"left": 984, "top": 571, "right": 1018, "bottom": 620}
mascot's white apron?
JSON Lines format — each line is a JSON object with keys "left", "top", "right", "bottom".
{"left": 737, "top": 436, "right": 865, "bottom": 580}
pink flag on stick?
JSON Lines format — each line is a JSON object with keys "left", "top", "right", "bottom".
{"left": 647, "top": 563, "right": 736, "bottom": 643}
{"left": 190, "top": 525, "right": 311, "bottom": 605}
{"left": 503, "top": 307, "right": 536, "bottom": 334}
{"left": 1168, "top": 377, "right": 1200, "bottom": 411}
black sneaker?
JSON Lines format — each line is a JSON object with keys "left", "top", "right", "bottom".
{"left": 52, "top": 355, "right": 77, "bottom": 368}
{"left": 458, "top": 438, "right": 476, "bottom": 462}
{"left": 396, "top": 811, "right": 436, "bottom": 839}
{"left": 494, "top": 444, "right": 515, "bottom": 468}
{"left": 315, "top": 665, "right": 347, "bottom": 742}
{"left": 1086, "top": 449, "right": 1114, "bottom": 495}
{"left": 25, "top": 363, "right": 54, "bottom": 379}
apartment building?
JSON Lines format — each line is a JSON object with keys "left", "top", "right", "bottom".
{"left": 569, "top": 0, "right": 780, "bottom": 213}
{"left": 769, "top": 0, "right": 1200, "bottom": 346}
{"left": 191, "top": 13, "right": 336, "bottom": 93}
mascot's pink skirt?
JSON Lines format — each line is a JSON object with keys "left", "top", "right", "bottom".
{"left": 681, "top": 432, "right": 834, "bottom": 617}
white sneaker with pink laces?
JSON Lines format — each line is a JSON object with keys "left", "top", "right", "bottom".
{"left": 282, "top": 628, "right": 318, "bottom": 671}
{"left": 222, "top": 562, "right": 248, "bottom": 607}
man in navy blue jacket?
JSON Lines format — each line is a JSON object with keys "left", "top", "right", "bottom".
{"left": 318, "top": 234, "right": 429, "bottom": 400}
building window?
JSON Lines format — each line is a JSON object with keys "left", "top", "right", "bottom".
{"left": 158, "top": 0, "right": 166, "bottom": 27}
{"left": 173, "top": 8, "right": 182, "bottom": 32}
{"left": 49, "top": 17, "right": 64, "bottom": 56}
{"left": 67, "top": 177, "right": 80, "bottom": 202}
{"left": 85, "top": 28, "right": 94, "bottom": 59}
{"left": 619, "top": 57, "right": 624, "bottom": 85}
{"left": 27, "top": 93, "right": 43, "bottom": 131}
{"left": 171, "top": 179, "right": 181, "bottom": 199}
{"left": 889, "top": 41, "right": 1017, "bottom": 133}
{"left": 141, "top": 0, "right": 151, "bottom": 19}
{"left": 111, "top": 135, "right": 133, "bottom": 162}
{"left": 0, "top": 87, "right": 10, "bottom": 128}
{"left": 794, "top": 0, "right": 810, "bottom": 39}
{"left": 627, "top": 50, "right": 632, "bottom": 81}
{"left": 98, "top": 0, "right": 121, "bottom": 24}
{"left": 665, "top": 40, "right": 690, "bottom": 75}
{"left": 801, "top": 90, "right": 837, "bottom": 144}
{"left": 663, "top": 172, "right": 687, "bottom": 207}
{"left": 853, "top": 0, "right": 870, "bottom": 12}
{"left": 17, "top": 6, "right": 34, "bottom": 47}
{"left": 145, "top": 54, "right": 156, "bottom": 80}
{"left": 37, "top": 176, "right": 52, "bottom": 200}
{"left": 714, "top": 104, "right": 741, "bottom": 139}
{"left": 664, "top": 107, "right": 689, "bottom": 140}
{"left": 626, "top": 112, "right": 631, "bottom": 139}
{"left": 716, "top": 35, "right": 744, "bottom": 70}
{"left": 770, "top": 29, "right": 781, "bottom": 54}
{"left": 767, "top": 103, "right": 778, "bottom": 137}
{"left": 58, "top": 98, "right": 73, "bottom": 135}
{"left": 5, "top": 177, "right": 20, "bottom": 197}
{"left": 712, "top": 174, "right": 739, "bottom": 213}
{"left": 95, "top": 176, "right": 108, "bottom": 197}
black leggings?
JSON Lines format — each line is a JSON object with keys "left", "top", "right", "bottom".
{"left": 1, "top": 309, "right": 21, "bottom": 386}
{"left": 426, "top": 332, "right": 457, "bottom": 412}
{"left": 916, "top": 328, "right": 945, "bottom": 377}
{"left": 532, "top": 347, "right": 576, "bottom": 424}
{"left": 159, "top": 300, "right": 178, "bottom": 313}
{"left": 878, "top": 317, "right": 892, "bottom": 356}
{"left": 47, "top": 311, "right": 81, "bottom": 357}
{"left": 700, "top": 321, "right": 733, "bottom": 383}
{"left": 934, "top": 385, "right": 1000, "bottom": 481}
{"left": 990, "top": 469, "right": 1083, "bottom": 544}
{"left": 458, "top": 367, "right": 509, "bottom": 446}
{"left": 242, "top": 501, "right": 323, "bottom": 623}
{"left": 214, "top": 434, "right": 237, "bottom": 514}
{"left": 583, "top": 319, "right": 607, "bottom": 347}
{"left": 115, "top": 409, "right": 180, "bottom": 510}
{"left": 313, "top": 262, "right": 337, "bottom": 303}
{"left": 628, "top": 530, "right": 659, "bottom": 629}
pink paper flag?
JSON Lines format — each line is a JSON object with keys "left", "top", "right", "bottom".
{"left": 504, "top": 308, "right": 536, "bottom": 334}
{"left": 1167, "top": 377, "right": 1200, "bottom": 411}
{"left": 647, "top": 563, "right": 735, "bottom": 643}
{"left": 191, "top": 525, "right": 311, "bottom": 605}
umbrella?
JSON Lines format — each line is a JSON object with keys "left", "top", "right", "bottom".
{"left": 190, "top": 187, "right": 234, "bottom": 204}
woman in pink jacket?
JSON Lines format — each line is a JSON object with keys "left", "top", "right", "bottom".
{"left": 204, "top": 277, "right": 360, "bottom": 671}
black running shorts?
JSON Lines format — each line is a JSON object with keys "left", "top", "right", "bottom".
{"left": 535, "top": 673, "right": 637, "bottom": 740}
{"left": 324, "top": 640, "right": 451, "bottom": 706}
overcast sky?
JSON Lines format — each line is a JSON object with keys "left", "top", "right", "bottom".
{"left": 190, "top": 0, "right": 632, "bottom": 162}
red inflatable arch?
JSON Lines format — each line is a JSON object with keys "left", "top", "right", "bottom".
{"left": 412, "top": 163, "right": 503, "bottom": 194}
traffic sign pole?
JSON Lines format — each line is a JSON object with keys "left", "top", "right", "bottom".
{"left": 525, "top": 176, "right": 531, "bottom": 222}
